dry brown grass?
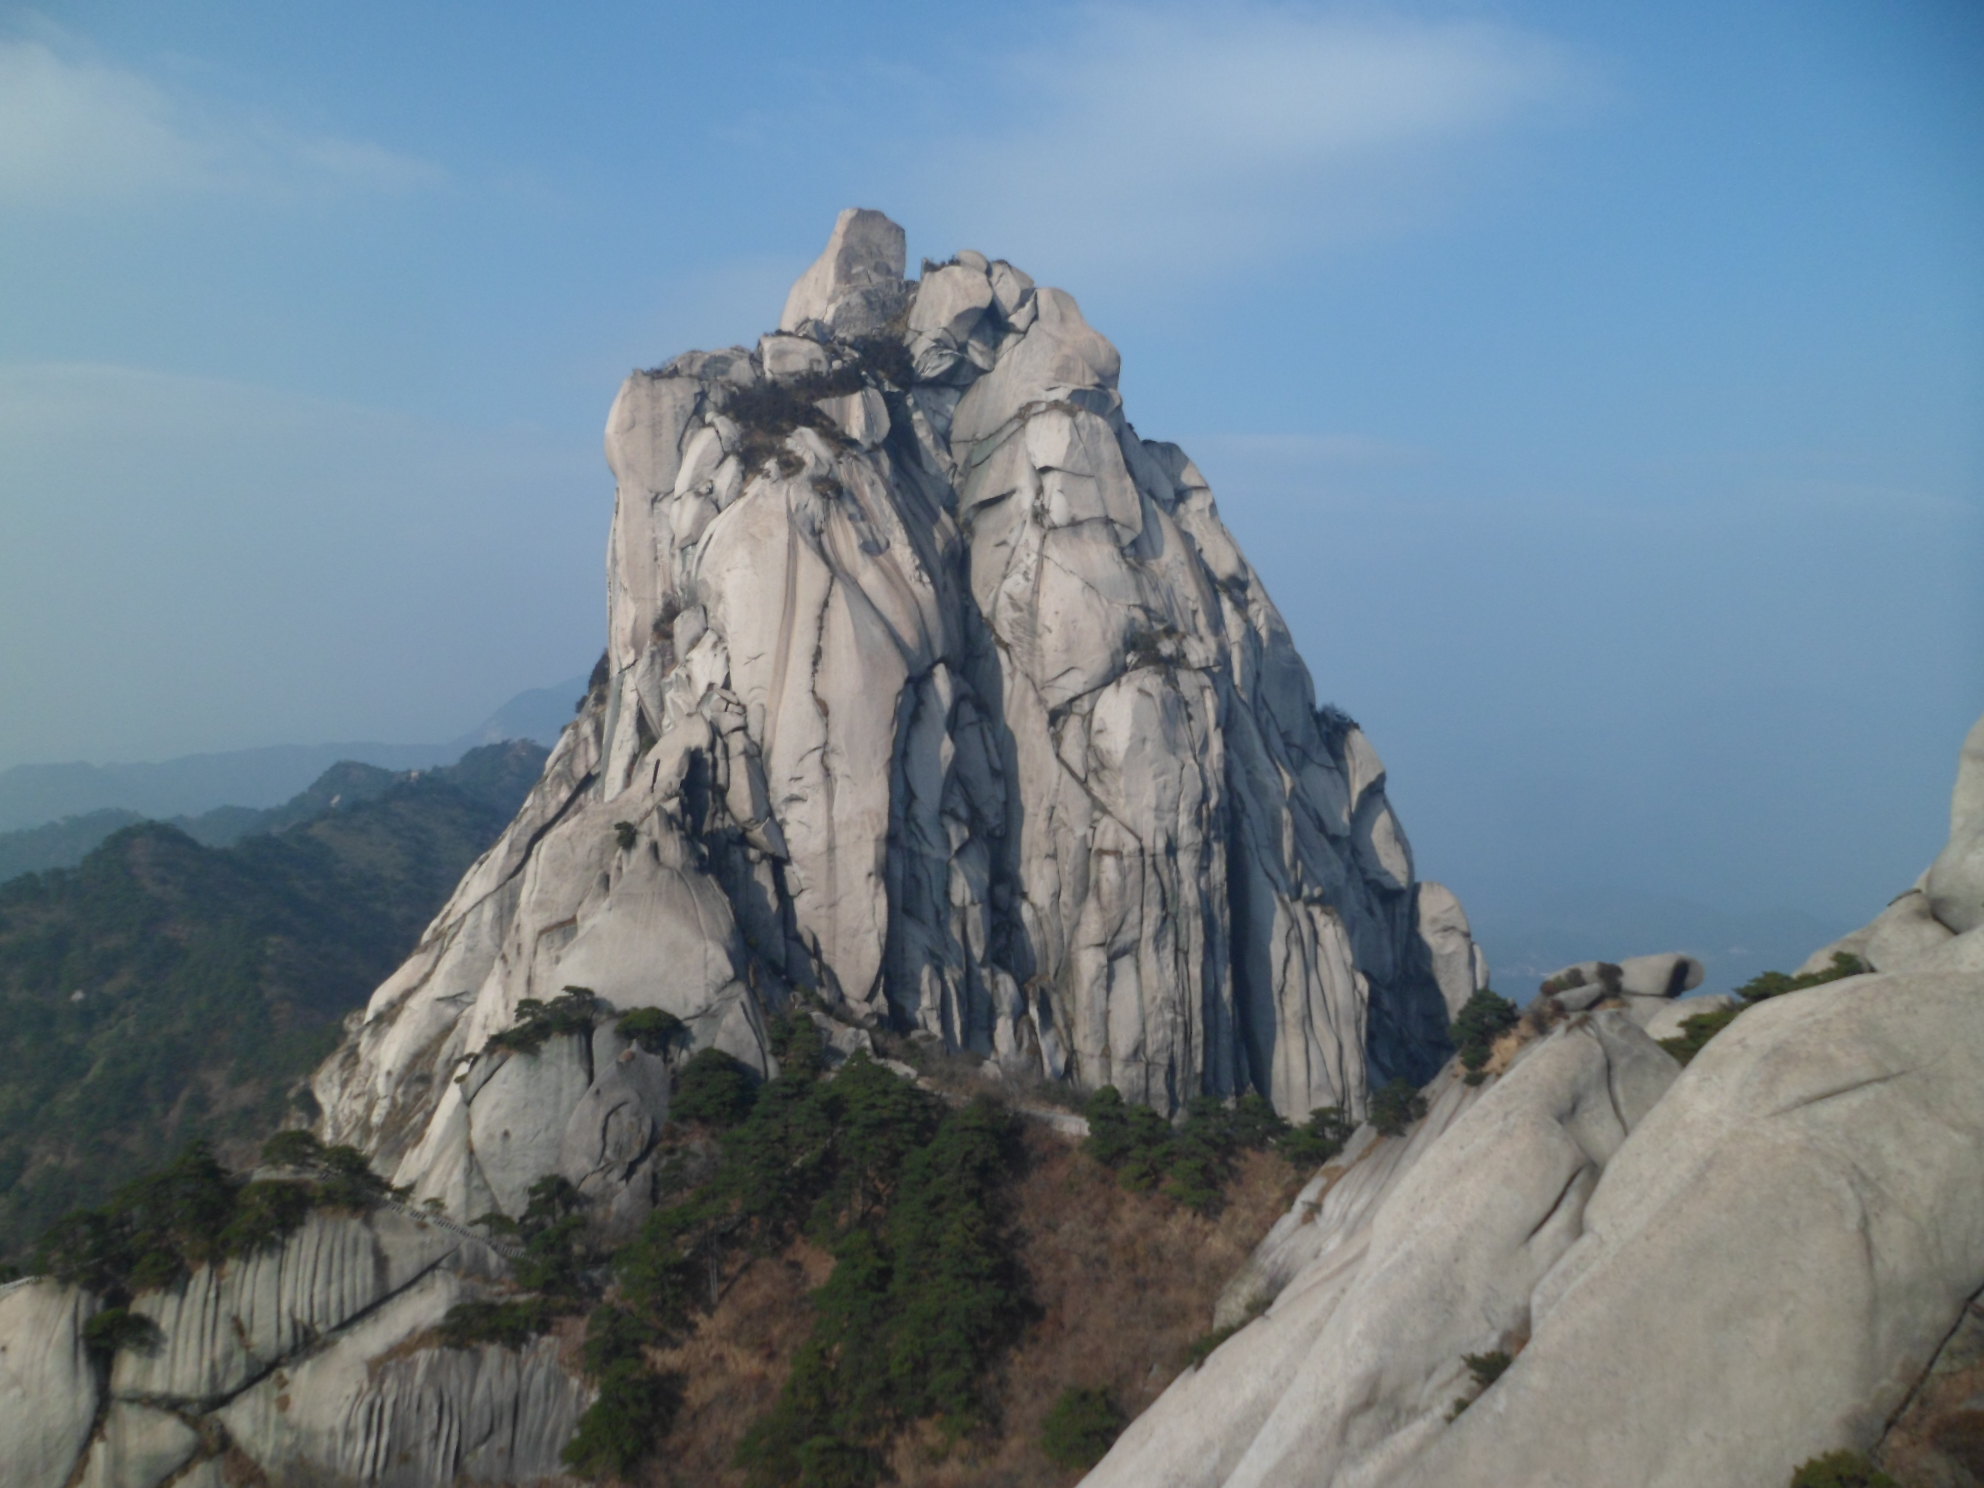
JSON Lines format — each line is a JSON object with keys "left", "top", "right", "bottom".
{"left": 633, "top": 1239, "right": 835, "bottom": 1487}
{"left": 617, "top": 1124, "right": 1296, "bottom": 1487}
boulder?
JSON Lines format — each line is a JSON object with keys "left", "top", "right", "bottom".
{"left": 1086, "top": 1012, "right": 1678, "bottom": 1488}
{"left": 1088, "top": 938, "right": 1984, "bottom": 1488}
{"left": 1412, "top": 882, "right": 1487, "bottom": 1020}
{"left": 1383, "top": 958, "right": 1984, "bottom": 1488}
{"left": 759, "top": 333, "right": 828, "bottom": 378}
{"left": 1926, "top": 713, "right": 1984, "bottom": 935}
{"left": 779, "top": 207, "right": 908, "bottom": 337}
{"left": 1541, "top": 954, "right": 1701, "bottom": 1005}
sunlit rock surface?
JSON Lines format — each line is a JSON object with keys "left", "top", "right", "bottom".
{"left": 316, "top": 208, "right": 1475, "bottom": 1223}
{"left": 1085, "top": 711, "right": 1984, "bottom": 1488}
{"left": 5, "top": 1208, "right": 580, "bottom": 1488}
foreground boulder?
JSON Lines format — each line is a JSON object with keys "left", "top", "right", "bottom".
{"left": 316, "top": 208, "right": 1478, "bottom": 1224}
{"left": 1085, "top": 713, "right": 1984, "bottom": 1488}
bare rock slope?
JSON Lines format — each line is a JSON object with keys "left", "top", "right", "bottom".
{"left": 315, "top": 208, "right": 1479, "bottom": 1224}
{"left": 1085, "top": 710, "right": 1984, "bottom": 1488}
{"left": 0, "top": 1208, "right": 586, "bottom": 1488}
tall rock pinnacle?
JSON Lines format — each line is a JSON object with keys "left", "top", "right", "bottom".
{"left": 315, "top": 211, "right": 1484, "bottom": 1225}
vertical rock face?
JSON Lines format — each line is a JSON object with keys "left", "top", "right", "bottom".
{"left": 316, "top": 209, "right": 1478, "bottom": 1216}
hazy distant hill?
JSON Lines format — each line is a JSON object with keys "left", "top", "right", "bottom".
{"left": 0, "top": 674, "right": 584, "bottom": 835}
{"left": 0, "top": 738, "right": 547, "bottom": 1255}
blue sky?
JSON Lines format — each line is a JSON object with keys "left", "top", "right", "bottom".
{"left": 2, "top": 0, "right": 1979, "bottom": 956}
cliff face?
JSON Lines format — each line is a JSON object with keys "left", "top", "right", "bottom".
{"left": 1086, "top": 710, "right": 1984, "bottom": 1488}
{"left": 314, "top": 209, "right": 1479, "bottom": 1222}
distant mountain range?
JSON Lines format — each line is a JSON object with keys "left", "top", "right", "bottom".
{"left": 0, "top": 673, "right": 586, "bottom": 866}
{"left": 0, "top": 737, "right": 549, "bottom": 1255}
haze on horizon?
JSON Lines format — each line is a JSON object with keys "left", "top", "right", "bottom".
{"left": 1, "top": 0, "right": 1979, "bottom": 967}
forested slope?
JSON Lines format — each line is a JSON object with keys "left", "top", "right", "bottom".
{"left": 0, "top": 739, "right": 546, "bottom": 1253}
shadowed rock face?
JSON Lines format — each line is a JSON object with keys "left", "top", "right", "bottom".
{"left": 315, "top": 209, "right": 1478, "bottom": 1220}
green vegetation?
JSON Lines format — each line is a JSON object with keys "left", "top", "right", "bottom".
{"left": 725, "top": 372, "right": 860, "bottom": 471}
{"left": 484, "top": 987, "right": 604, "bottom": 1057}
{"left": 436, "top": 1298, "right": 556, "bottom": 1350}
{"left": 29, "top": 1130, "right": 399, "bottom": 1356}
{"left": 1655, "top": 1007, "right": 1739, "bottom": 1065}
{"left": 1368, "top": 1078, "right": 1428, "bottom": 1137}
{"left": 437, "top": 1177, "right": 600, "bottom": 1351}
{"left": 563, "top": 1354, "right": 684, "bottom": 1478}
{"left": 1083, "top": 1087, "right": 1310, "bottom": 1214}
{"left": 1734, "top": 952, "right": 1868, "bottom": 1003}
{"left": 1279, "top": 1104, "right": 1354, "bottom": 1168}
{"left": 536, "top": 1014, "right": 1034, "bottom": 1486}
{"left": 0, "top": 742, "right": 544, "bottom": 1259}
{"left": 668, "top": 1046, "right": 759, "bottom": 1128}
{"left": 83, "top": 1305, "right": 162, "bottom": 1361}
{"left": 1464, "top": 1349, "right": 1511, "bottom": 1388}
{"left": 617, "top": 1006, "right": 686, "bottom": 1055}
{"left": 1788, "top": 1450, "right": 1899, "bottom": 1488}
{"left": 1448, "top": 1348, "right": 1513, "bottom": 1419}
{"left": 1451, "top": 989, "right": 1519, "bottom": 1085}
{"left": 1040, "top": 1386, "right": 1126, "bottom": 1471}
{"left": 1659, "top": 952, "right": 1870, "bottom": 1066}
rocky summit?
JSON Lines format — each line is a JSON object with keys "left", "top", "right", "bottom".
{"left": 314, "top": 207, "right": 1480, "bottom": 1227}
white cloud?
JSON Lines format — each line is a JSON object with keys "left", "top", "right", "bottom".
{"left": 0, "top": 35, "right": 441, "bottom": 207}
{"left": 919, "top": 2, "right": 1592, "bottom": 276}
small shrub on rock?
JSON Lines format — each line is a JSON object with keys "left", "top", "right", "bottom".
{"left": 260, "top": 1129, "right": 326, "bottom": 1170}
{"left": 1452, "top": 989, "right": 1519, "bottom": 1084}
{"left": 1660, "top": 952, "right": 1872, "bottom": 1065}
{"left": 670, "top": 1047, "right": 759, "bottom": 1128}
{"left": 1464, "top": 1349, "right": 1511, "bottom": 1388}
{"left": 1657, "top": 1006, "right": 1741, "bottom": 1066}
{"left": 1278, "top": 1105, "right": 1353, "bottom": 1168}
{"left": 437, "top": 1297, "right": 553, "bottom": 1350}
{"left": 1041, "top": 1386, "right": 1126, "bottom": 1471}
{"left": 846, "top": 334, "right": 914, "bottom": 389}
{"left": 219, "top": 1181, "right": 314, "bottom": 1255}
{"left": 1736, "top": 952, "right": 1868, "bottom": 1004}
{"left": 1788, "top": 1449, "right": 1899, "bottom": 1488}
{"left": 485, "top": 986, "right": 604, "bottom": 1057}
{"left": 617, "top": 1006, "right": 685, "bottom": 1055}
{"left": 1368, "top": 1079, "right": 1427, "bottom": 1137}
{"left": 83, "top": 1306, "right": 161, "bottom": 1361}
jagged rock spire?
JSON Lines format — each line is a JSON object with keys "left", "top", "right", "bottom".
{"left": 316, "top": 210, "right": 1483, "bottom": 1226}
